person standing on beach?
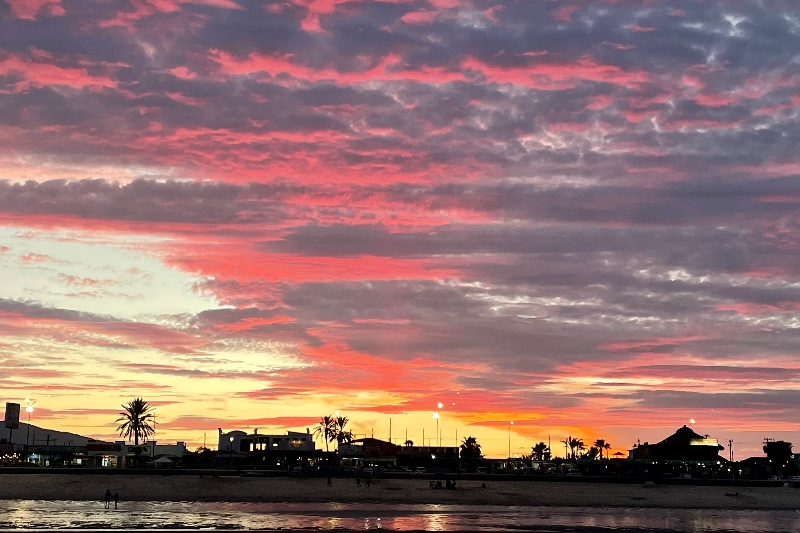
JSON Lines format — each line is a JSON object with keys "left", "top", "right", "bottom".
{"left": 113, "top": 492, "right": 119, "bottom": 509}
{"left": 104, "top": 489, "right": 111, "bottom": 509}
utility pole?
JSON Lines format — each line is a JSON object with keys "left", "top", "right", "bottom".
{"left": 728, "top": 439, "right": 733, "bottom": 462}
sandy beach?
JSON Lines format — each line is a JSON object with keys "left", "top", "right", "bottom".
{"left": 0, "top": 475, "right": 797, "bottom": 509}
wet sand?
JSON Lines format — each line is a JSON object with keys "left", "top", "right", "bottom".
{"left": 0, "top": 475, "right": 798, "bottom": 509}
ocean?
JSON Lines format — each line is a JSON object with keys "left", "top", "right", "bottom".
{"left": 0, "top": 501, "right": 799, "bottom": 531}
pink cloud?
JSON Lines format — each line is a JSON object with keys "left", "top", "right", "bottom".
{"left": 19, "top": 252, "right": 63, "bottom": 263}
{"left": 462, "top": 55, "right": 649, "bottom": 90}
{"left": 0, "top": 53, "right": 118, "bottom": 91}
{"left": 401, "top": 10, "right": 438, "bottom": 25}
{"left": 550, "top": 4, "right": 578, "bottom": 22}
{"left": 5, "top": 0, "right": 64, "bottom": 20}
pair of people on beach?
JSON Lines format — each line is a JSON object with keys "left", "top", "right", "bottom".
{"left": 103, "top": 489, "right": 119, "bottom": 509}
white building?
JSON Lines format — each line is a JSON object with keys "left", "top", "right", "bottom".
{"left": 217, "top": 428, "right": 315, "bottom": 454}
{"left": 87, "top": 439, "right": 187, "bottom": 468}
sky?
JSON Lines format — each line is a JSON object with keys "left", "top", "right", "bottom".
{"left": 1, "top": 0, "right": 800, "bottom": 460}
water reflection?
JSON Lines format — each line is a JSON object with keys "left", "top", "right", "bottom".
{"left": 0, "top": 500, "right": 798, "bottom": 531}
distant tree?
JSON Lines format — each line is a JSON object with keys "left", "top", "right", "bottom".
{"left": 764, "top": 440, "right": 794, "bottom": 476}
{"left": 561, "top": 436, "right": 572, "bottom": 459}
{"left": 334, "top": 415, "right": 354, "bottom": 446}
{"left": 567, "top": 437, "right": 585, "bottom": 460}
{"left": 115, "top": 398, "right": 155, "bottom": 445}
{"left": 594, "top": 439, "right": 611, "bottom": 460}
{"left": 313, "top": 415, "right": 337, "bottom": 452}
{"left": 584, "top": 446, "right": 599, "bottom": 460}
{"left": 460, "top": 436, "right": 483, "bottom": 459}
{"left": 403, "top": 439, "right": 414, "bottom": 447}
{"left": 532, "top": 442, "right": 549, "bottom": 461}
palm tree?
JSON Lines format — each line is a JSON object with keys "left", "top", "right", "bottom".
{"left": 115, "top": 398, "right": 155, "bottom": 445}
{"left": 570, "top": 437, "right": 585, "bottom": 459}
{"left": 460, "top": 436, "right": 482, "bottom": 459}
{"left": 594, "top": 439, "right": 606, "bottom": 460}
{"left": 334, "top": 415, "right": 354, "bottom": 445}
{"left": 313, "top": 415, "right": 337, "bottom": 452}
{"left": 602, "top": 441, "right": 611, "bottom": 459}
{"left": 532, "top": 442, "right": 549, "bottom": 461}
{"left": 561, "top": 436, "right": 572, "bottom": 459}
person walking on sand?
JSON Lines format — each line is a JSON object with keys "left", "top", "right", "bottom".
{"left": 113, "top": 491, "right": 119, "bottom": 509}
{"left": 104, "top": 489, "right": 112, "bottom": 509}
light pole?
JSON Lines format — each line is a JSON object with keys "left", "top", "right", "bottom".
{"left": 229, "top": 436, "right": 234, "bottom": 466}
{"left": 24, "top": 398, "right": 35, "bottom": 462}
{"left": 433, "top": 411, "right": 439, "bottom": 447}
{"left": 151, "top": 408, "right": 157, "bottom": 461}
{"left": 508, "top": 421, "right": 513, "bottom": 460}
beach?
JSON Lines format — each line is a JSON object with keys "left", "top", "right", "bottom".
{"left": 0, "top": 474, "right": 797, "bottom": 510}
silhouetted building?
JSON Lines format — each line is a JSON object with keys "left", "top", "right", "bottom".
{"left": 218, "top": 428, "right": 316, "bottom": 469}
{"left": 339, "top": 438, "right": 399, "bottom": 469}
{"left": 629, "top": 426, "right": 725, "bottom": 463}
{"left": 87, "top": 440, "right": 187, "bottom": 468}
{"left": 396, "top": 444, "right": 460, "bottom": 471}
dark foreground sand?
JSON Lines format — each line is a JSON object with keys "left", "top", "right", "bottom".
{"left": 0, "top": 475, "right": 798, "bottom": 509}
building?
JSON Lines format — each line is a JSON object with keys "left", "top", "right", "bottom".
{"left": 87, "top": 440, "right": 187, "bottom": 468}
{"left": 628, "top": 426, "right": 726, "bottom": 477}
{"left": 396, "top": 444, "right": 460, "bottom": 471}
{"left": 217, "top": 428, "right": 316, "bottom": 468}
{"left": 26, "top": 444, "right": 88, "bottom": 466}
{"left": 629, "top": 426, "right": 725, "bottom": 462}
{"left": 338, "top": 438, "right": 400, "bottom": 469}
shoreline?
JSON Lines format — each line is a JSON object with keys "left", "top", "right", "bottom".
{"left": 0, "top": 475, "right": 797, "bottom": 510}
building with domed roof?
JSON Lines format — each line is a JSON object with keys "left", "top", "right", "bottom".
{"left": 628, "top": 425, "right": 725, "bottom": 463}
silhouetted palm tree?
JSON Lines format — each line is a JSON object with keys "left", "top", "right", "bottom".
{"left": 567, "top": 437, "right": 584, "bottom": 459}
{"left": 532, "top": 442, "right": 549, "bottom": 461}
{"left": 115, "top": 398, "right": 155, "bottom": 445}
{"left": 334, "top": 415, "right": 354, "bottom": 445}
{"left": 594, "top": 439, "right": 606, "bottom": 460}
{"left": 313, "top": 415, "right": 337, "bottom": 452}
{"left": 460, "top": 436, "right": 482, "bottom": 459}
{"left": 561, "top": 436, "right": 572, "bottom": 459}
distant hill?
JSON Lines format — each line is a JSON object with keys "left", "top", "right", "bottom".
{"left": 0, "top": 421, "right": 89, "bottom": 446}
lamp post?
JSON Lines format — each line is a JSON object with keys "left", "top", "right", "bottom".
{"left": 433, "top": 411, "right": 439, "bottom": 447}
{"left": 24, "top": 398, "right": 35, "bottom": 462}
{"left": 151, "top": 408, "right": 157, "bottom": 461}
{"left": 508, "top": 421, "right": 513, "bottom": 460}
{"left": 229, "top": 436, "right": 234, "bottom": 466}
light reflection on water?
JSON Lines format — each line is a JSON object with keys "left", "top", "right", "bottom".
{"left": 0, "top": 500, "right": 798, "bottom": 531}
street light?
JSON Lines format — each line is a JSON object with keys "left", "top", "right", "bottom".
{"left": 151, "top": 408, "right": 157, "bottom": 461}
{"left": 229, "top": 436, "right": 234, "bottom": 465}
{"left": 433, "top": 411, "right": 439, "bottom": 447}
{"left": 24, "top": 398, "right": 35, "bottom": 461}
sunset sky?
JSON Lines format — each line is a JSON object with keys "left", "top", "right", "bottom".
{"left": 1, "top": 0, "right": 800, "bottom": 460}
